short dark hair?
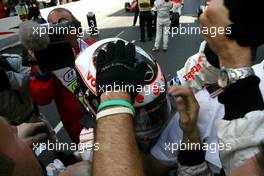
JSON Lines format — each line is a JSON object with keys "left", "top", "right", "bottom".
{"left": 0, "top": 152, "right": 15, "bottom": 176}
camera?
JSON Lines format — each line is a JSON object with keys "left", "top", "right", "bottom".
{"left": 21, "top": 20, "right": 81, "bottom": 72}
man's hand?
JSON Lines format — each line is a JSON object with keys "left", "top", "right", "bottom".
{"left": 168, "top": 86, "right": 199, "bottom": 134}
{"left": 17, "top": 122, "right": 55, "bottom": 147}
{"left": 199, "top": 0, "right": 251, "bottom": 68}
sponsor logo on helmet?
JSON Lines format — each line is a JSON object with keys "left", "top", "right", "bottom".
{"left": 153, "top": 83, "right": 160, "bottom": 96}
{"left": 136, "top": 94, "right": 145, "bottom": 103}
{"left": 87, "top": 70, "right": 96, "bottom": 87}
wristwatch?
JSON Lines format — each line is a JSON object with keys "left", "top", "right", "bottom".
{"left": 218, "top": 67, "right": 255, "bottom": 88}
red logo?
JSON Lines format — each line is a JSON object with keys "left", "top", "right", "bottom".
{"left": 198, "top": 56, "right": 203, "bottom": 63}
{"left": 153, "top": 85, "right": 160, "bottom": 95}
{"left": 87, "top": 71, "right": 96, "bottom": 87}
{"left": 183, "top": 56, "right": 203, "bottom": 81}
{"left": 135, "top": 95, "right": 144, "bottom": 103}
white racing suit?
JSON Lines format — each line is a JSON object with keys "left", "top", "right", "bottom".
{"left": 152, "top": 38, "right": 264, "bottom": 175}
{"left": 176, "top": 41, "right": 220, "bottom": 93}
{"left": 151, "top": 89, "right": 224, "bottom": 175}
{"left": 217, "top": 60, "right": 264, "bottom": 174}
{"left": 152, "top": 0, "right": 173, "bottom": 50}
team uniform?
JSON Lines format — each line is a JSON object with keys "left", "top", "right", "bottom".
{"left": 217, "top": 61, "right": 264, "bottom": 174}
{"left": 151, "top": 44, "right": 264, "bottom": 174}
{"left": 152, "top": 0, "right": 173, "bottom": 51}
{"left": 151, "top": 89, "right": 224, "bottom": 174}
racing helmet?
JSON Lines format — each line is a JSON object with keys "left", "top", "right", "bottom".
{"left": 75, "top": 38, "right": 172, "bottom": 152}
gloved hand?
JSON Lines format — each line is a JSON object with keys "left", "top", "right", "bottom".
{"left": 0, "top": 68, "right": 11, "bottom": 91}
{"left": 96, "top": 40, "right": 147, "bottom": 98}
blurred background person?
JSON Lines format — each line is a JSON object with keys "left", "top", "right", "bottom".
{"left": 0, "top": 0, "right": 9, "bottom": 18}
{"left": 138, "top": 0, "right": 152, "bottom": 42}
{"left": 151, "top": 0, "right": 173, "bottom": 52}
{"left": 133, "top": 0, "right": 139, "bottom": 26}
{"left": 26, "top": 0, "right": 46, "bottom": 23}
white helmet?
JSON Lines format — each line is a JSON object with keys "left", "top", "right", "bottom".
{"left": 75, "top": 38, "right": 172, "bottom": 152}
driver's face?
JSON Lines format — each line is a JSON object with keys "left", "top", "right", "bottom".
{"left": 0, "top": 117, "right": 43, "bottom": 176}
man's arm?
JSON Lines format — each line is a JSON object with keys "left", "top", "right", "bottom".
{"left": 199, "top": 0, "right": 264, "bottom": 119}
{"left": 168, "top": 86, "right": 211, "bottom": 176}
{"left": 91, "top": 40, "right": 146, "bottom": 176}
{"left": 93, "top": 92, "right": 144, "bottom": 176}
{"left": 199, "top": 1, "right": 264, "bottom": 174}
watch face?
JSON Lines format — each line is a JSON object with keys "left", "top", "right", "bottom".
{"left": 218, "top": 70, "right": 229, "bottom": 88}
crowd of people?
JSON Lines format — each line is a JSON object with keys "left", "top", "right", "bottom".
{"left": 0, "top": 0, "right": 78, "bottom": 19}
{"left": 1, "top": 0, "right": 264, "bottom": 176}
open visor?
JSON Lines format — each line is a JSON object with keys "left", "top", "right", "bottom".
{"left": 135, "top": 92, "right": 172, "bottom": 152}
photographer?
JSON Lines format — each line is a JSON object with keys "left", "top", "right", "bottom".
{"left": 18, "top": 8, "right": 96, "bottom": 144}
{"left": 47, "top": 8, "right": 95, "bottom": 48}
{"left": 19, "top": 14, "right": 93, "bottom": 144}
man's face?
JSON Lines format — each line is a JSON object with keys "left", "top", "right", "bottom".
{"left": 47, "top": 10, "right": 79, "bottom": 55}
{"left": 0, "top": 117, "right": 43, "bottom": 176}
{"left": 47, "top": 11, "right": 73, "bottom": 24}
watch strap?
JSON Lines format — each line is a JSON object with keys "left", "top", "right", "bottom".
{"left": 218, "top": 67, "right": 255, "bottom": 88}
{"left": 226, "top": 67, "right": 255, "bottom": 85}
